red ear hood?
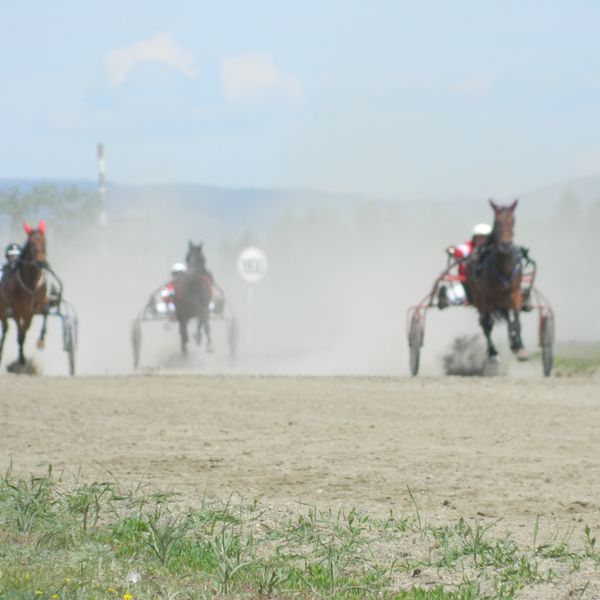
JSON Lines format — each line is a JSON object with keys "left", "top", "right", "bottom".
{"left": 38, "top": 220, "right": 46, "bottom": 234}
{"left": 23, "top": 222, "right": 31, "bottom": 235}
{"left": 509, "top": 199, "right": 518, "bottom": 211}
{"left": 489, "top": 199, "right": 499, "bottom": 212}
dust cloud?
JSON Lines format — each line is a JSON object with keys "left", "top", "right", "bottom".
{"left": 442, "top": 335, "right": 488, "bottom": 376}
{"left": 2, "top": 188, "right": 599, "bottom": 377}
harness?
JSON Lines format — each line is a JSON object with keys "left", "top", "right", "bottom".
{"left": 10, "top": 259, "right": 63, "bottom": 313}
{"left": 479, "top": 246, "right": 522, "bottom": 291}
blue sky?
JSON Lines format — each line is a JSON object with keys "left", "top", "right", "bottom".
{"left": 2, "top": 1, "right": 600, "bottom": 199}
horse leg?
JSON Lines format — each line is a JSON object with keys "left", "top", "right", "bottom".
{"left": 204, "top": 319, "right": 214, "bottom": 353}
{"left": 37, "top": 312, "right": 48, "bottom": 350}
{"left": 179, "top": 319, "right": 189, "bottom": 354}
{"left": 0, "top": 318, "right": 8, "bottom": 365}
{"left": 17, "top": 316, "right": 32, "bottom": 365}
{"left": 480, "top": 312, "right": 498, "bottom": 359}
{"left": 508, "top": 309, "right": 529, "bottom": 360}
{"left": 194, "top": 320, "right": 202, "bottom": 346}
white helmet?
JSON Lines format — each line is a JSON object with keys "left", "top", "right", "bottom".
{"left": 5, "top": 243, "right": 20, "bottom": 259}
{"left": 171, "top": 262, "right": 187, "bottom": 275}
{"left": 472, "top": 223, "right": 492, "bottom": 237}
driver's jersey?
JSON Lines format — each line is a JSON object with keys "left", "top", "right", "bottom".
{"left": 161, "top": 273, "right": 215, "bottom": 303}
{"left": 451, "top": 240, "right": 473, "bottom": 278}
{"left": 161, "top": 282, "right": 176, "bottom": 303}
{"left": 0, "top": 261, "right": 17, "bottom": 283}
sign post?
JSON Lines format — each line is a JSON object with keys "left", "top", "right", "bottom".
{"left": 237, "top": 247, "right": 268, "bottom": 349}
{"left": 97, "top": 143, "right": 108, "bottom": 227}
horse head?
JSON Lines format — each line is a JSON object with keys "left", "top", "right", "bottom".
{"left": 489, "top": 199, "right": 517, "bottom": 255}
{"left": 22, "top": 220, "right": 47, "bottom": 267}
{"left": 185, "top": 241, "right": 206, "bottom": 273}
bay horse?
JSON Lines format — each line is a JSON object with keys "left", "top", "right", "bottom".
{"left": 174, "top": 242, "right": 214, "bottom": 354}
{"left": 0, "top": 221, "right": 50, "bottom": 368}
{"left": 465, "top": 200, "right": 529, "bottom": 362}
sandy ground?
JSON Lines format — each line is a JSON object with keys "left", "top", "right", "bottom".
{"left": 1, "top": 374, "right": 599, "bottom": 539}
{"left": 2, "top": 374, "right": 600, "bottom": 597}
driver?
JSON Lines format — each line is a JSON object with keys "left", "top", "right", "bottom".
{"left": 438, "top": 223, "right": 492, "bottom": 309}
{"left": 0, "top": 243, "right": 21, "bottom": 283}
{"left": 155, "top": 262, "right": 187, "bottom": 315}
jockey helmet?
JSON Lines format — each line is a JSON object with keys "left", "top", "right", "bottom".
{"left": 5, "top": 243, "right": 20, "bottom": 260}
{"left": 171, "top": 262, "right": 187, "bottom": 275}
{"left": 472, "top": 223, "right": 492, "bottom": 237}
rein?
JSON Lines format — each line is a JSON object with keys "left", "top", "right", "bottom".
{"left": 13, "top": 259, "right": 62, "bottom": 311}
{"left": 15, "top": 260, "right": 44, "bottom": 311}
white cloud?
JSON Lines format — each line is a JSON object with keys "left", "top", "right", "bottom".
{"left": 106, "top": 33, "right": 196, "bottom": 85}
{"left": 450, "top": 76, "right": 495, "bottom": 98}
{"left": 221, "top": 54, "right": 301, "bottom": 101}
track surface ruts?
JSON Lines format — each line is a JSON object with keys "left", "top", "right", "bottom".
{"left": 1, "top": 375, "right": 599, "bottom": 540}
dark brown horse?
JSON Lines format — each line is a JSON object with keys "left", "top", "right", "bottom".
{"left": 0, "top": 221, "right": 49, "bottom": 367}
{"left": 174, "top": 242, "right": 214, "bottom": 354}
{"left": 465, "top": 200, "right": 529, "bottom": 362}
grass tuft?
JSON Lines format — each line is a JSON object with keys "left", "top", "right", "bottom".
{"left": 0, "top": 467, "right": 598, "bottom": 598}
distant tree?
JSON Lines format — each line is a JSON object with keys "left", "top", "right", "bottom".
{"left": 0, "top": 183, "right": 101, "bottom": 239}
{"left": 0, "top": 187, "right": 41, "bottom": 237}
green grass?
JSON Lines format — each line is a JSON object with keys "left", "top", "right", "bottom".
{"left": 532, "top": 342, "right": 600, "bottom": 377}
{"left": 0, "top": 467, "right": 598, "bottom": 599}
{"left": 536, "top": 341, "right": 600, "bottom": 377}
{"left": 552, "top": 355, "right": 600, "bottom": 376}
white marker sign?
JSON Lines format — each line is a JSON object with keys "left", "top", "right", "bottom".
{"left": 237, "top": 247, "right": 268, "bottom": 284}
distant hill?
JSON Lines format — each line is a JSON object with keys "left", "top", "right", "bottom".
{"left": 106, "top": 183, "right": 371, "bottom": 235}
{"left": 0, "top": 178, "right": 372, "bottom": 234}
{"left": 1, "top": 174, "right": 598, "bottom": 237}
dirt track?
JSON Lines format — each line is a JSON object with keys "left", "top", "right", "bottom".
{"left": 1, "top": 374, "right": 599, "bottom": 540}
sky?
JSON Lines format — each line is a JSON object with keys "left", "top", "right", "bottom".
{"left": 2, "top": 1, "right": 600, "bottom": 199}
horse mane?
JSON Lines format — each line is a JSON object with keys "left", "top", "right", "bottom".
{"left": 20, "top": 238, "right": 33, "bottom": 261}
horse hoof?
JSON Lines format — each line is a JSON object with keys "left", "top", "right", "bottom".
{"left": 516, "top": 348, "right": 529, "bottom": 361}
{"left": 36, "top": 340, "right": 45, "bottom": 350}
{"left": 7, "top": 359, "right": 38, "bottom": 375}
{"left": 488, "top": 354, "right": 500, "bottom": 364}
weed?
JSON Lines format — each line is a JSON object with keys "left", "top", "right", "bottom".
{"left": 1, "top": 465, "right": 56, "bottom": 533}
{"left": 407, "top": 485, "right": 424, "bottom": 535}
{"left": 208, "top": 522, "right": 252, "bottom": 593}
{"left": 63, "top": 481, "right": 116, "bottom": 533}
{"left": 144, "top": 505, "right": 190, "bottom": 566}
{"left": 1, "top": 469, "right": 598, "bottom": 599}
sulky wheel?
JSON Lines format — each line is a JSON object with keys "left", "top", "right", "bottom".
{"left": 409, "top": 313, "right": 424, "bottom": 376}
{"left": 65, "top": 320, "right": 76, "bottom": 376}
{"left": 131, "top": 320, "right": 142, "bottom": 370}
{"left": 540, "top": 313, "right": 555, "bottom": 377}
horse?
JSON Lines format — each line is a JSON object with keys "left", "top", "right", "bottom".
{"left": 465, "top": 199, "right": 529, "bottom": 363}
{"left": 0, "top": 221, "right": 50, "bottom": 368}
{"left": 174, "top": 241, "right": 214, "bottom": 355}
